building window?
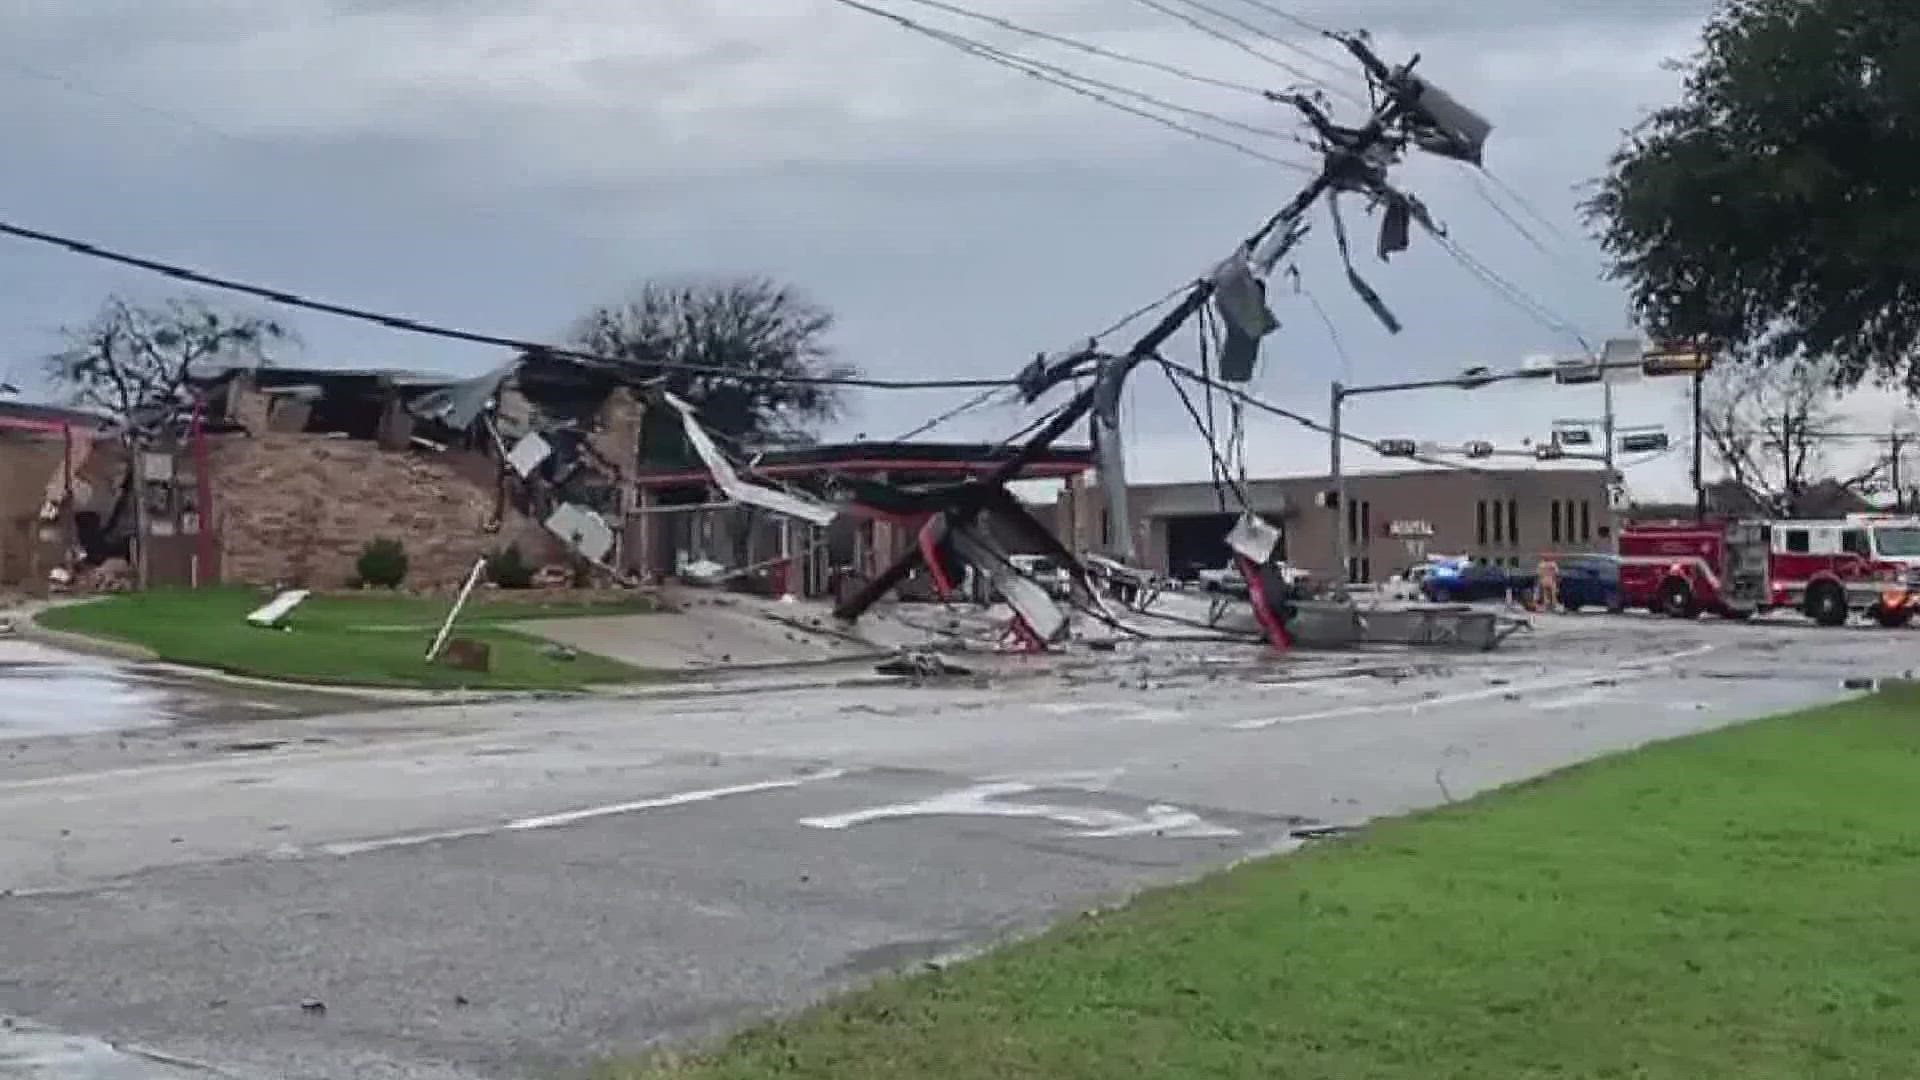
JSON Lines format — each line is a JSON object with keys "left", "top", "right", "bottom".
{"left": 1359, "top": 500, "right": 1372, "bottom": 547}
{"left": 1492, "top": 500, "right": 1505, "bottom": 545}
{"left": 1477, "top": 501, "right": 1489, "bottom": 546}
{"left": 1579, "top": 500, "right": 1592, "bottom": 544}
{"left": 1360, "top": 557, "right": 1372, "bottom": 583}
{"left": 1100, "top": 510, "right": 1110, "bottom": 547}
{"left": 1508, "top": 499, "right": 1519, "bottom": 547}
{"left": 1551, "top": 500, "right": 1562, "bottom": 545}
{"left": 1347, "top": 496, "right": 1359, "bottom": 545}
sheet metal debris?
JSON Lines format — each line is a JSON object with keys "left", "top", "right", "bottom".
{"left": 662, "top": 392, "right": 839, "bottom": 528}
{"left": 246, "top": 589, "right": 310, "bottom": 629}
{"left": 544, "top": 503, "right": 615, "bottom": 563}
{"left": 505, "top": 432, "right": 552, "bottom": 478}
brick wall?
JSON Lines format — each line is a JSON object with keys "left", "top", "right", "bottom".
{"left": 209, "top": 435, "right": 541, "bottom": 589}
{"left": 0, "top": 438, "right": 66, "bottom": 587}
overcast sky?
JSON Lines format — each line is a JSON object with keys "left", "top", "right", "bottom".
{"left": 0, "top": 0, "right": 1901, "bottom": 498}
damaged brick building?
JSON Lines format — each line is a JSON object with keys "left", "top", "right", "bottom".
{"left": 186, "top": 355, "right": 644, "bottom": 588}
{"left": 11, "top": 353, "right": 1094, "bottom": 601}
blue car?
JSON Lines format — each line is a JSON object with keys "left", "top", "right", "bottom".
{"left": 1548, "top": 554, "right": 1625, "bottom": 612}
{"left": 1420, "top": 555, "right": 1624, "bottom": 612}
{"left": 1420, "top": 558, "right": 1512, "bottom": 603}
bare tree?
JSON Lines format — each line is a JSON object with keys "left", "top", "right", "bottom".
{"left": 45, "top": 296, "right": 295, "bottom": 585}
{"left": 47, "top": 295, "right": 295, "bottom": 435}
{"left": 1700, "top": 358, "right": 1889, "bottom": 517}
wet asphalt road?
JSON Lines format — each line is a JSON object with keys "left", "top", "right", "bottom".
{"left": 0, "top": 639, "right": 362, "bottom": 740}
{"left": 0, "top": 612, "right": 1911, "bottom": 1078}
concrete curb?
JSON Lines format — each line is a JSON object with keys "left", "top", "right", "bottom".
{"left": 12, "top": 612, "right": 933, "bottom": 706}
{"left": 14, "top": 621, "right": 161, "bottom": 663}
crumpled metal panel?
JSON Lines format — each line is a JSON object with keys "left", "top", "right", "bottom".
{"left": 662, "top": 392, "right": 839, "bottom": 528}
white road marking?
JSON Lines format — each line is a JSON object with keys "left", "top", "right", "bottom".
{"left": 505, "top": 772, "right": 847, "bottom": 831}
{"left": 319, "top": 770, "right": 849, "bottom": 858}
{"left": 800, "top": 780, "right": 1239, "bottom": 839}
{"left": 1231, "top": 644, "right": 1718, "bottom": 731}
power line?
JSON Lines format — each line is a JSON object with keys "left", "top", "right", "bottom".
{"left": 1125, "top": 0, "right": 1366, "bottom": 107}
{"left": 960, "top": 34, "right": 1313, "bottom": 146}
{"left": 0, "top": 55, "right": 242, "bottom": 144}
{"left": 1428, "top": 230, "right": 1596, "bottom": 354}
{"left": 0, "top": 218, "right": 1020, "bottom": 391}
{"left": 881, "top": 0, "right": 1275, "bottom": 98}
{"left": 890, "top": 280, "right": 1196, "bottom": 440}
{"left": 1215, "top": 0, "right": 1335, "bottom": 39}
{"left": 1296, "top": 279, "right": 1353, "bottom": 382}
{"left": 892, "top": 386, "right": 1010, "bottom": 441}
{"left": 829, "top": 0, "right": 1316, "bottom": 172}
{"left": 1468, "top": 172, "right": 1557, "bottom": 260}
{"left": 1481, "top": 166, "right": 1575, "bottom": 248}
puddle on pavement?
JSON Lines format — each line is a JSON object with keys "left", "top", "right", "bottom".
{"left": 0, "top": 1019, "right": 211, "bottom": 1078}
{"left": 0, "top": 644, "right": 368, "bottom": 740}
{"left": 0, "top": 661, "right": 174, "bottom": 738}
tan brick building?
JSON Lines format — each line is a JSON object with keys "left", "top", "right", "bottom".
{"left": 1071, "top": 467, "right": 1615, "bottom": 584}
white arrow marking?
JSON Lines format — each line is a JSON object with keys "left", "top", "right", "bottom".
{"left": 800, "top": 781, "right": 1239, "bottom": 839}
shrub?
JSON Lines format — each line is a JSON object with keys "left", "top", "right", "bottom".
{"left": 486, "top": 544, "right": 535, "bottom": 589}
{"left": 355, "top": 538, "right": 409, "bottom": 589}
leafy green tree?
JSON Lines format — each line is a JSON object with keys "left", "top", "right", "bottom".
{"left": 1586, "top": 0, "right": 1920, "bottom": 389}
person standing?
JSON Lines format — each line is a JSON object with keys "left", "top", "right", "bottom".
{"left": 1536, "top": 553, "right": 1560, "bottom": 611}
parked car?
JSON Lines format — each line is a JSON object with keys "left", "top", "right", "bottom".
{"left": 1550, "top": 554, "right": 1626, "bottom": 612}
{"left": 1420, "top": 557, "right": 1513, "bottom": 603}
{"left": 1421, "top": 554, "right": 1625, "bottom": 611}
{"left": 1007, "top": 554, "right": 1072, "bottom": 599}
{"left": 1197, "top": 561, "right": 1309, "bottom": 597}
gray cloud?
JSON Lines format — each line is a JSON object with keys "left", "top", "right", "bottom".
{"left": 0, "top": 0, "right": 1747, "bottom": 499}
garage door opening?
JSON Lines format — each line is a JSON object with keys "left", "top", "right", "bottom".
{"left": 1164, "top": 513, "right": 1285, "bottom": 580}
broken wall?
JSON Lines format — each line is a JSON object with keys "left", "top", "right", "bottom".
{"left": 208, "top": 435, "right": 550, "bottom": 589}
{"left": 0, "top": 437, "right": 66, "bottom": 587}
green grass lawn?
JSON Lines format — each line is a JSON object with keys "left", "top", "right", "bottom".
{"left": 610, "top": 687, "right": 1920, "bottom": 1080}
{"left": 39, "top": 587, "right": 659, "bottom": 690}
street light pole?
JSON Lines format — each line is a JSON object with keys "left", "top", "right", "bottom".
{"left": 1691, "top": 367, "right": 1706, "bottom": 521}
{"left": 1330, "top": 380, "right": 1347, "bottom": 593}
{"left": 1602, "top": 376, "right": 1617, "bottom": 530}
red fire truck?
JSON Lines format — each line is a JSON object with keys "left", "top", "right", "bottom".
{"left": 1617, "top": 515, "right": 1920, "bottom": 627}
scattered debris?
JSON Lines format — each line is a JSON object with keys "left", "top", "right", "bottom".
{"left": 540, "top": 643, "right": 579, "bottom": 662}
{"left": 876, "top": 652, "right": 973, "bottom": 679}
{"left": 246, "top": 589, "right": 311, "bottom": 629}
{"left": 1290, "top": 824, "right": 1358, "bottom": 841}
{"left": 299, "top": 999, "right": 327, "bottom": 1016}
{"left": 220, "top": 740, "right": 288, "bottom": 753}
